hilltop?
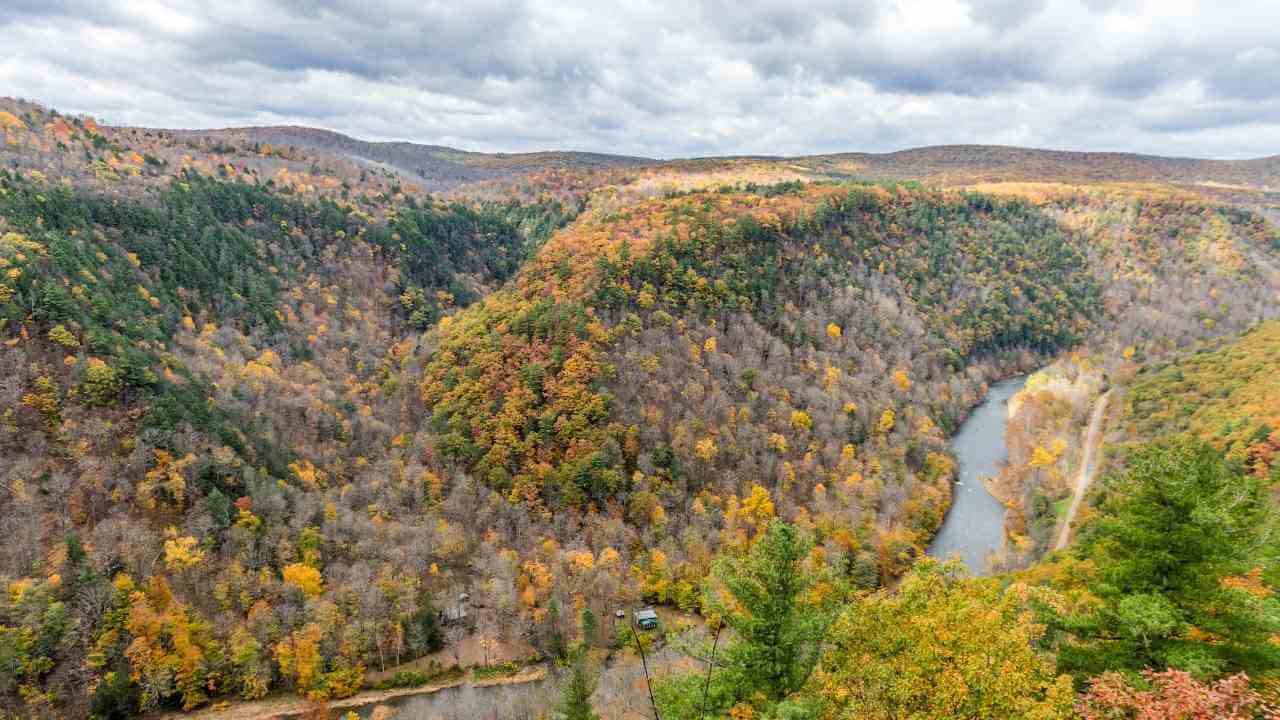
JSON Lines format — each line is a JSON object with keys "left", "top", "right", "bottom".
{"left": 7, "top": 96, "right": 1280, "bottom": 205}
{"left": 177, "top": 124, "right": 655, "bottom": 192}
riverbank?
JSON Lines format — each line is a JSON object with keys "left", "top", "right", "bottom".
{"left": 985, "top": 359, "right": 1109, "bottom": 567}
{"left": 157, "top": 665, "right": 549, "bottom": 720}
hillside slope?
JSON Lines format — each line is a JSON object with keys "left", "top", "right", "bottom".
{"left": 1, "top": 99, "right": 1280, "bottom": 717}
{"left": 1118, "top": 320, "right": 1280, "bottom": 479}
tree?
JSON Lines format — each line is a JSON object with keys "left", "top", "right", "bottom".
{"left": 810, "top": 558, "right": 1074, "bottom": 720}
{"left": 124, "top": 576, "right": 217, "bottom": 710}
{"left": 658, "top": 520, "right": 837, "bottom": 718}
{"left": 1079, "top": 669, "right": 1277, "bottom": 720}
{"left": 580, "top": 607, "right": 598, "bottom": 648}
{"left": 1060, "top": 441, "right": 1280, "bottom": 677}
{"left": 90, "top": 666, "right": 141, "bottom": 720}
{"left": 282, "top": 563, "right": 324, "bottom": 598}
{"left": 162, "top": 531, "right": 205, "bottom": 572}
{"left": 409, "top": 593, "right": 444, "bottom": 655}
{"left": 81, "top": 358, "right": 123, "bottom": 405}
{"left": 559, "top": 648, "right": 600, "bottom": 720}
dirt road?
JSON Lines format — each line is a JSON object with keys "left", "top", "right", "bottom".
{"left": 1055, "top": 390, "right": 1110, "bottom": 551}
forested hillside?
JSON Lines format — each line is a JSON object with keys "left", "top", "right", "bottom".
{"left": 1118, "top": 320, "right": 1280, "bottom": 479}
{"left": 1, "top": 100, "right": 1279, "bottom": 718}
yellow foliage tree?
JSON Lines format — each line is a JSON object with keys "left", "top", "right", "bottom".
{"left": 695, "top": 436, "right": 719, "bottom": 461}
{"left": 519, "top": 559, "right": 552, "bottom": 609}
{"left": 824, "top": 365, "right": 841, "bottom": 389}
{"left": 0, "top": 111, "right": 25, "bottom": 131}
{"left": 47, "top": 324, "right": 79, "bottom": 348}
{"left": 741, "top": 484, "right": 776, "bottom": 529}
{"left": 282, "top": 563, "right": 324, "bottom": 598}
{"left": 275, "top": 624, "right": 324, "bottom": 698}
{"left": 163, "top": 532, "right": 205, "bottom": 572}
{"left": 138, "top": 450, "right": 197, "bottom": 510}
{"left": 125, "top": 576, "right": 216, "bottom": 710}
{"left": 1029, "top": 445, "right": 1056, "bottom": 468}
{"left": 892, "top": 369, "right": 911, "bottom": 392}
{"left": 810, "top": 559, "right": 1073, "bottom": 719}
{"left": 20, "top": 376, "right": 62, "bottom": 430}
{"left": 82, "top": 357, "right": 122, "bottom": 405}
{"left": 288, "top": 459, "right": 326, "bottom": 489}
{"left": 636, "top": 549, "right": 673, "bottom": 602}
{"left": 767, "top": 433, "right": 789, "bottom": 454}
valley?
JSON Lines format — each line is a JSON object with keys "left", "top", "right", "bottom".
{"left": 0, "top": 98, "right": 1278, "bottom": 719}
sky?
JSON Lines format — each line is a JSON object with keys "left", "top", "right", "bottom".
{"left": 2, "top": 0, "right": 1278, "bottom": 159}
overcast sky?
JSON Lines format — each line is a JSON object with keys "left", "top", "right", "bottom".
{"left": 2, "top": 0, "right": 1278, "bottom": 159}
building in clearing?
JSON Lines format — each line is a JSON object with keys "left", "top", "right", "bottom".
{"left": 443, "top": 593, "right": 469, "bottom": 625}
{"left": 634, "top": 608, "right": 658, "bottom": 630}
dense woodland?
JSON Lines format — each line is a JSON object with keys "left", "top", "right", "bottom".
{"left": 0, "top": 101, "right": 1279, "bottom": 719}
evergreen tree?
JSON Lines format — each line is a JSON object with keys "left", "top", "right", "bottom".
{"left": 410, "top": 594, "right": 445, "bottom": 655}
{"left": 580, "top": 607, "right": 597, "bottom": 648}
{"left": 656, "top": 519, "right": 838, "bottom": 719}
{"left": 710, "top": 519, "right": 833, "bottom": 701}
{"left": 1062, "top": 441, "right": 1280, "bottom": 676}
{"left": 559, "top": 649, "right": 599, "bottom": 720}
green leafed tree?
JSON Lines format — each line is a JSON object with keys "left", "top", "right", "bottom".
{"left": 657, "top": 519, "right": 838, "bottom": 719}
{"left": 559, "top": 648, "right": 600, "bottom": 720}
{"left": 1060, "top": 441, "right": 1280, "bottom": 677}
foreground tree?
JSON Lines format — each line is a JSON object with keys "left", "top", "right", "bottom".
{"left": 810, "top": 558, "right": 1074, "bottom": 720}
{"left": 1060, "top": 442, "right": 1280, "bottom": 677}
{"left": 1078, "top": 669, "right": 1278, "bottom": 720}
{"left": 656, "top": 519, "right": 838, "bottom": 719}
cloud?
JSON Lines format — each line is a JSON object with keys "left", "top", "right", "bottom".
{"left": 1, "top": 0, "right": 1278, "bottom": 158}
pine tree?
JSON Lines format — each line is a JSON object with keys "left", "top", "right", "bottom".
{"left": 657, "top": 520, "right": 839, "bottom": 719}
{"left": 559, "top": 650, "right": 599, "bottom": 720}
{"left": 411, "top": 594, "right": 444, "bottom": 654}
{"left": 1065, "top": 441, "right": 1280, "bottom": 676}
{"left": 580, "top": 607, "right": 597, "bottom": 647}
{"left": 709, "top": 519, "right": 834, "bottom": 702}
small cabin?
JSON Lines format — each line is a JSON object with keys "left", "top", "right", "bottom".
{"left": 634, "top": 608, "right": 659, "bottom": 630}
{"left": 442, "top": 592, "right": 469, "bottom": 626}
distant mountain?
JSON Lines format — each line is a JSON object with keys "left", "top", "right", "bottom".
{"left": 174, "top": 125, "right": 656, "bottom": 191}
{"left": 11, "top": 95, "right": 1278, "bottom": 198}
{"left": 798, "top": 144, "right": 1280, "bottom": 189}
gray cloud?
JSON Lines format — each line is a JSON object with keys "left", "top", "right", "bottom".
{"left": 1, "top": 0, "right": 1278, "bottom": 158}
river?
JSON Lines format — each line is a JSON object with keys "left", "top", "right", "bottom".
{"left": 926, "top": 375, "right": 1025, "bottom": 575}
{"left": 339, "top": 678, "right": 556, "bottom": 720}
